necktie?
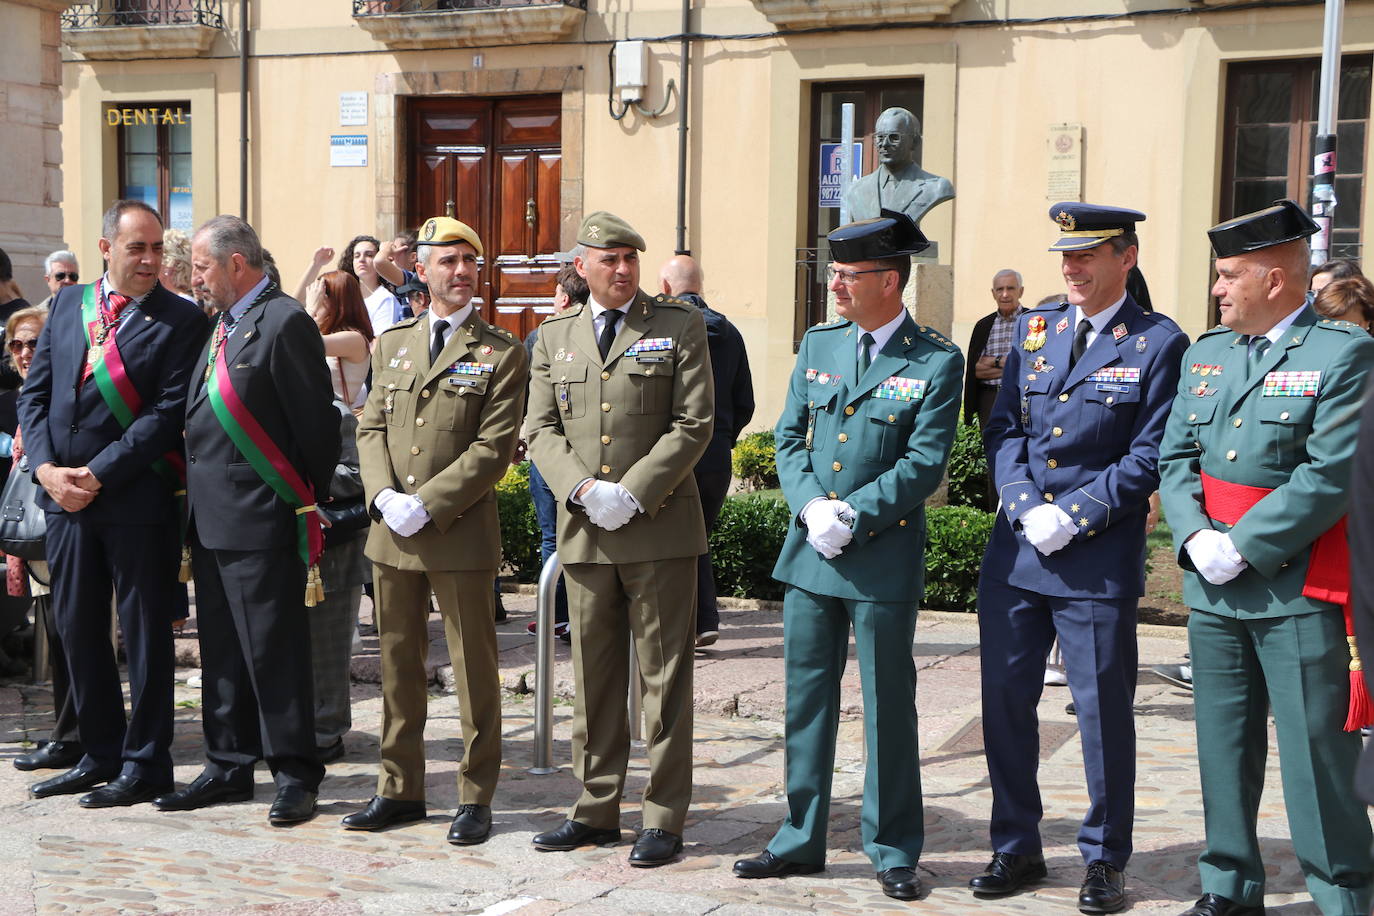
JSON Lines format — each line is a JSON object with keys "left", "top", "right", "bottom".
{"left": 858, "top": 332, "right": 874, "bottom": 378}
{"left": 1070, "top": 318, "right": 1092, "bottom": 368}
{"left": 82, "top": 288, "right": 133, "bottom": 384}
{"left": 1248, "top": 336, "right": 1271, "bottom": 373}
{"left": 430, "top": 319, "right": 448, "bottom": 365}
{"left": 598, "top": 309, "right": 622, "bottom": 360}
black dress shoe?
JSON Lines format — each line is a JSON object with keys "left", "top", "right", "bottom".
{"left": 447, "top": 804, "right": 492, "bottom": 845}
{"left": 268, "top": 786, "right": 317, "bottom": 826}
{"left": 532, "top": 819, "right": 621, "bottom": 851}
{"left": 14, "top": 741, "right": 84, "bottom": 772}
{"left": 78, "top": 774, "right": 173, "bottom": 808}
{"left": 341, "top": 795, "right": 426, "bottom": 831}
{"left": 628, "top": 828, "right": 682, "bottom": 867}
{"left": 1078, "top": 861, "right": 1126, "bottom": 914}
{"left": 316, "top": 739, "right": 346, "bottom": 764}
{"left": 878, "top": 867, "right": 923, "bottom": 900}
{"left": 1179, "top": 893, "right": 1265, "bottom": 916}
{"left": 733, "top": 849, "right": 824, "bottom": 879}
{"left": 29, "top": 762, "right": 119, "bottom": 798}
{"left": 969, "top": 851, "right": 1048, "bottom": 896}
{"left": 154, "top": 771, "right": 254, "bottom": 811}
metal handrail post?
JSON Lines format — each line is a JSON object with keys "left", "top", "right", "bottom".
{"left": 628, "top": 634, "right": 642, "bottom": 742}
{"left": 528, "top": 551, "right": 561, "bottom": 774}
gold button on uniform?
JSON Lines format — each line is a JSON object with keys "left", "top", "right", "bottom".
{"left": 421, "top": 390, "right": 431, "bottom": 399}
{"left": 410, "top": 446, "right": 420, "bottom": 455}
{"left": 898, "top": 519, "right": 908, "bottom": 527}
{"left": 601, "top": 371, "right": 610, "bottom": 380}
{"left": 1188, "top": 413, "right": 1197, "bottom": 422}
{"left": 601, "top": 434, "right": 612, "bottom": 444}
{"left": 405, "top": 475, "right": 416, "bottom": 485}
{"left": 888, "top": 414, "right": 896, "bottom": 422}
{"left": 837, "top": 433, "right": 848, "bottom": 442}
{"left": 1226, "top": 450, "right": 1237, "bottom": 461}
{"left": 1047, "top": 459, "right": 1058, "bottom": 469}
{"left": 1044, "top": 493, "right": 1054, "bottom": 502}
{"left": 416, "top": 418, "right": 426, "bottom": 427}
{"left": 1280, "top": 411, "right": 1290, "bottom": 420}
{"left": 832, "top": 461, "right": 843, "bottom": 471}
{"left": 601, "top": 402, "right": 611, "bottom": 412}
{"left": 1052, "top": 427, "right": 1063, "bottom": 437}
{"left": 1105, "top": 396, "right": 1115, "bottom": 405}
{"left": 1059, "top": 393, "right": 1070, "bottom": 402}
{"left": 600, "top": 464, "right": 611, "bottom": 473}
{"left": 1233, "top": 418, "right": 1243, "bottom": 428}
{"left": 828, "top": 491, "right": 838, "bottom": 498}
{"left": 844, "top": 406, "right": 855, "bottom": 416}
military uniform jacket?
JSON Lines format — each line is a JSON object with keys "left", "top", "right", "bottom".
{"left": 358, "top": 311, "right": 527, "bottom": 572}
{"left": 772, "top": 313, "right": 963, "bottom": 604}
{"left": 983, "top": 295, "right": 1188, "bottom": 599}
{"left": 185, "top": 293, "right": 341, "bottom": 551}
{"left": 1158, "top": 304, "right": 1374, "bottom": 618}
{"left": 526, "top": 291, "right": 713, "bottom": 565}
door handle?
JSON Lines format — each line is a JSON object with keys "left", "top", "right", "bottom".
{"left": 445, "top": 199, "right": 455, "bottom": 218}
{"left": 526, "top": 197, "right": 537, "bottom": 228}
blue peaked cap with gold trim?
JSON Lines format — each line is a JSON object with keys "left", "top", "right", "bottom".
{"left": 1048, "top": 202, "right": 1145, "bottom": 252}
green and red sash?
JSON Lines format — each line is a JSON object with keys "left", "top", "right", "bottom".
{"left": 204, "top": 302, "right": 325, "bottom": 604}
{"left": 80, "top": 282, "right": 188, "bottom": 512}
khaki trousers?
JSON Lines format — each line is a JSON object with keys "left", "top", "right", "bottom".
{"left": 564, "top": 557, "right": 696, "bottom": 834}
{"left": 373, "top": 563, "right": 501, "bottom": 805}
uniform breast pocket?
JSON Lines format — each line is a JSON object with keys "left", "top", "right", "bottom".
{"left": 1180, "top": 398, "right": 1216, "bottom": 450}
{"left": 625, "top": 356, "right": 675, "bottom": 415}
{"left": 1021, "top": 375, "right": 1052, "bottom": 435}
{"left": 552, "top": 363, "right": 587, "bottom": 420}
{"left": 1256, "top": 398, "right": 1317, "bottom": 467}
{"left": 1083, "top": 383, "right": 1141, "bottom": 438}
{"left": 378, "top": 372, "right": 415, "bottom": 428}
{"left": 864, "top": 399, "right": 919, "bottom": 464}
{"left": 438, "top": 376, "right": 490, "bottom": 430}
{"left": 806, "top": 385, "right": 838, "bottom": 450}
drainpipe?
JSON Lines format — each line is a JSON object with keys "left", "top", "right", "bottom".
{"left": 239, "top": 0, "right": 250, "bottom": 219}
{"left": 673, "top": 0, "right": 690, "bottom": 255}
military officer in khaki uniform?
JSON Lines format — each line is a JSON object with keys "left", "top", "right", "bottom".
{"left": 526, "top": 211, "right": 713, "bottom": 867}
{"left": 347, "top": 217, "right": 527, "bottom": 844}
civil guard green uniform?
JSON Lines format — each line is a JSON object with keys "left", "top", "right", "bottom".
{"left": 1158, "top": 200, "right": 1374, "bottom": 916}
{"left": 737, "top": 211, "right": 962, "bottom": 896}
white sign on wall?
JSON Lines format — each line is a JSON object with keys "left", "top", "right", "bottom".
{"left": 1047, "top": 123, "right": 1083, "bottom": 201}
{"left": 330, "top": 135, "right": 368, "bottom": 167}
{"left": 339, "top": 92, "right": 368, "bottom": 127}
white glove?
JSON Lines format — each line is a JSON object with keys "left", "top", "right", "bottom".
{"left": 1020, "top": 503, "right": 1078, "bottom": 556}
{"left": 579, "top": 480, "right": 637, "bottom": 531}
{"left": 375, "top": 488, "right": 429, "bottom": 537}
{"left": 801, "top": 498, "right": 854, "bottom": 559}
{"left": 1185, "top": 529, "right": 1248, "bottom": 585}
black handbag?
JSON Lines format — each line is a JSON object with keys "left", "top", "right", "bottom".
{"left": 0, "top": 455, "right": 45, "bottom": 561}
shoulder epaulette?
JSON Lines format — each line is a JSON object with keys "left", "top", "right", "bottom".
{"left": 651, "top": 293, "right": 692, "bottom": 310}
{"left": 1026, "top": 299, "right": 1069, "bottom": 313}
{"left": 1198, "top": 323, "right": 1231, "bottom": 338}
{"left": 381, "top": 316, "right": 421, "bottom": 333}
{"left": 915, "top": 323, "right": 958, "bottom": 352}
{"left": 544, "top": 304, "right": 583, "bottom": 322}
{"left": 1316, "top": 317, "right": 1368, "bottom": 337}
{"left": 807, "top": 318, "right": 851, "bottom": 334}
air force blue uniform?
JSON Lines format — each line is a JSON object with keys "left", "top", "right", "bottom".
{"left": 978, "top": 291, "right": 1187, "bottom": 869}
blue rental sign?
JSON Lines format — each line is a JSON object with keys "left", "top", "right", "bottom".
{"left": 818, "top": 142, "right": 863, "bottom": 208}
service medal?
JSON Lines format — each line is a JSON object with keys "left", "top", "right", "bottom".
{"left": 1112, "top": 323, "right": 1128, "bottom": 341}
{"left": 1032, "top": 356, "right": 1053, "bottom": 373}
{"left": 1136, "top": 336, "right": 1148, "bottom": 353}
{"left": 1023, "top": 316, "right": 1047, "bottom": 352}
{"left": 87, "top": 345, "right": 101, "bottom": 367}
{"left": 481, "top": 345, "right": 493, "bottom": 356}
{"left": 1056, "top": 317, "right": 1069, "bottom": 335}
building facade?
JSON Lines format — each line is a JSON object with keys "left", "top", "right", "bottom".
{"left": 58, "top": 0, "right": 1374, "bottom": 428}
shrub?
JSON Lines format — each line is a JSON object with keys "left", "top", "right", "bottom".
{"left": 923, "top": 504, "right": 994, "bottom": 612}
{"left": 709, "top": 491, "right": 791, "bottom": 601}
{"left": 945, "top": 419, "right": 990, "bottom": 510}
{"left": 496, "top": 461, "right": 543, "bottom": 582}
{"left": 732, "top": 430, "right": 779, "bottom": 491}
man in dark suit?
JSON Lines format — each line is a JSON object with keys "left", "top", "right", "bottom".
{"left": 18, "top": 199, "right": 207, "bottom": 806}
{"left": 973, "top": 204, "right": 1188, "bottom": 913}
{"left": 657, "top": 254, "right": 754, "bottom": 647}
{"left": 153, "top": 215, "right": 340, "bottom": 827}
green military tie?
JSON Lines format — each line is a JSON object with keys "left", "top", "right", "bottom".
{"left": 858, "top": 332, "right": 874, "bottom": 378}
{"left": 1248, "top": 336, "right": 1271, "bottom": 375}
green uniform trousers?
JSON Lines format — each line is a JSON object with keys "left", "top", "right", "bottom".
{"left": 373, "top": 564, "right": 502, "bottom": 805}
{"left": 768, "top": 585, "right": 924, "bottom": 871}
{"left": 1189, "top": 608, "right": 1373, "bottom": 915}
{"left": 563, "top": 557, "right": 696, "bottom": 834}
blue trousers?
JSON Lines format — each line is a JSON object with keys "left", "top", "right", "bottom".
{"left": 528, "top": 461, "right": 567, "bottom": 625}
{"left": 977, "top": 578, "right": 1138, "bottom": 868}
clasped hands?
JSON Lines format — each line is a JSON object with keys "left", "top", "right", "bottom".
{"left": 375, "top": 488, "right": 430, "bottom": 537}
{"left": 801, "top": 498, "right": 854, "bottom": 559}
{"left": 36, "top": 463, "right": 101, "bottom": 512}
{"left": 1185, "top": 529, "right": 1247, "bottom": 585}
{"left": 576, "top": 479, "right": 640, "bottom": 531}
{"left": 1018, "top": 503, "right": 1079, "bottom": 556}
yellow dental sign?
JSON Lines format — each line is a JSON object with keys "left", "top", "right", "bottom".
{"left": 105, "top": 106, "right": 190, "bottom": 127}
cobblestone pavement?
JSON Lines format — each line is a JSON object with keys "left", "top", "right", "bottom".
{"left": 0, "top": 596, "right": 1348, "bottom": 915}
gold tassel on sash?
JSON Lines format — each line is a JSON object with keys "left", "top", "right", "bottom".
{"left": 305, "top": 563, "right": 325, "bottom": 607}
{"left": 178, "top": 545, "right": 192, "bottom": 583}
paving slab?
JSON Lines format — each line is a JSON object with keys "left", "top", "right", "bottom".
{"left": 0, "top": 597, "right": 1349, "bottom": 914}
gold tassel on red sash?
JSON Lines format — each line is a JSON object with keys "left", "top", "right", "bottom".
{"left": 178, "top": 545, "right": 192, "bottom": 583}
{"left": 305, "top": 563, "right": 325, "bottom": 607}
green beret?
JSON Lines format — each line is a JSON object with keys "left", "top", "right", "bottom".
{"left": 577, "top": 211, "right": 645, "bottom": 251}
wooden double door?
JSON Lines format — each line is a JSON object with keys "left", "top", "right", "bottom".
{"left": 407, "top": 95, "right": 562, "bottom": 340}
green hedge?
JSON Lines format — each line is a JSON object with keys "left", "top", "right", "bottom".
{"left": 496, "top": 464, "right": 995, "bottom": 611}
{"left": 946, "top": 419, "right": 990, "bottom": 510}
{"left": 732, "top": 430, "right": 779, "bottom": 491}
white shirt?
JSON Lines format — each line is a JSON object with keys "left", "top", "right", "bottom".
{"left": 855, "top": 308, "right": 909, "bottom": 368}
{"left": 365, "top": 285, "right": 402, "bottom": 337}
{"left": 1073, "top": 293, "right": 1127, "bottom": 351}
{"left": 427, "top": 304, "right": 473, "bottom": 360}
{"left": 589, "top": 296, "right": 630, "bottom": 342}
{"left": 1251, "top": 301, "right": 1308, "bottom": 356}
